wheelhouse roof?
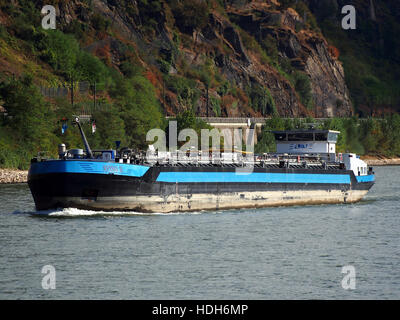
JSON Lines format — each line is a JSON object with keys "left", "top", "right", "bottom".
{"left": 271, "top": 130, "right": 340, "bottom": 134}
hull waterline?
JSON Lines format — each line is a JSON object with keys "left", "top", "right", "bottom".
{"left": 28, "top": 161, "right": 375, "bottom": 213}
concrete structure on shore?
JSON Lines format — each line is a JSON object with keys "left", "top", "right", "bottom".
{"left": 165, "top": 116, "right": 266, "bottom": 145}
{"left": 199, "top": 117, "right": 263, "bottom": 144}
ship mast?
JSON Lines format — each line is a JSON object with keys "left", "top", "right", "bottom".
{"left": 73, "top": 116, "right": 93, "bottom": 159}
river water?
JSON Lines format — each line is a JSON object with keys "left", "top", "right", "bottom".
{"left": 0, "top": 166, "right": 399, "bottom": 299}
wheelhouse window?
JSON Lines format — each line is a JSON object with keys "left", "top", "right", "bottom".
{"left": 274, "top": 133, "right": 287, "bottom": 141}
{"left": 315, "top": 132, "right": 328, "bottom": 141}
{"left": 287, "top": 133, "right": 314, "bottom": 141}
{"left": 328, "top": 132, "right": 339, "bottom": 143}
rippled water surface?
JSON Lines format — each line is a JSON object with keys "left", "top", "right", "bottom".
{"left": 0, "top": 166, "right": 399, "bottom": 299}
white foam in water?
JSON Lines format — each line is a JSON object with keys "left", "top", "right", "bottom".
{"left": 28, "top": 207, "right": 207, "bottom": 217}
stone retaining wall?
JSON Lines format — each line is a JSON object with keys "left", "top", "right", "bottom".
{"left": 0, "top": 169, "right": 28, "bottom": 184}
{"left": 361, "top": 158, "right": 400, "bottom": 166}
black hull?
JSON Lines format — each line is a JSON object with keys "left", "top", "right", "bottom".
{"left": 28, "top": 165, "right": 374, "bottom": 212}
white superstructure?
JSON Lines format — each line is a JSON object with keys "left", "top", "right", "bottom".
{"left": 342, "top": 153, "right": 369, "bottom": 176}
{"left": 273, "top": 130, "right": 340, "bottom": 161}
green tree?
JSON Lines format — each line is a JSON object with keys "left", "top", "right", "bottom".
{"left": 36, "top": 30, "right": 111, "bottom": 83}
{"left": 0, "top": 74, "right": 55, "bottom": 152}
{"left": 292, "top": 71, "right": 313, "bottom": 109}
{"left": 255, "top": 116, "right": 286, "bottom": 153}
{"left": 359, "top": 118, "right": 379, "bottom": 154}
{"left": 246, "top": 84, "right": 277, "bottom": 116}
{"left": 75, "top": 51, "right": 110, "bottom": 84}
{"left": 0, "top": 74, "right": 57, "bottom": 168}
{"left": 110, "top": 74, "right": 166, "bottom": 148}
{"left": 37, "top": 30, "right": 80, "bottom": 78}
{"left": 169, "top": 0, "right": 210, "bottom": 34}
{"left": 386, "top": 114, "right": 400, "bottom": 156}
{"left": 175, "top": 108, "right": 210, "bottom": 133}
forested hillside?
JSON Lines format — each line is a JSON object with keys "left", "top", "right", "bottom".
{"left": 0, "top": 0, "right": 399, "bottom": 169}
{"left": 305, "top": 0, "right": 400, "bottom": 116}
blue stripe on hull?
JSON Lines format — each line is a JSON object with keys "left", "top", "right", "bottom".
{"left": 156, "top": 172, "right": 351, "bottom": 184}
{"left": 356, "top": 175, "right": 375, "bottom": 183}
{"left": 29, "top": 160, "right": 149, "bottom": 177}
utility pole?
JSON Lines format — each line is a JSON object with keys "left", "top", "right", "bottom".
{"left": 70, "top": 76, "right": 74, "bottom": 108}
{"left": 206, "top": 83, "right": 209, "bottom": 118}
{"left": 93, "top": 81, "right": 96, "bottom": 111}
{"left": 163, "top": 80, "right": 165, "bottom": 109}
{"left": 263, "top": 89, "right": 266, "bottom": 116}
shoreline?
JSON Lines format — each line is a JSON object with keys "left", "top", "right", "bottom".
{"left": 0, "top": 169, "right": 28, "bottom": 184}
{"left": 360, "top": 157, "right": 400, "bottom": 166}
{"left": 1, "top": 157, "right": 399, "bottom": 184}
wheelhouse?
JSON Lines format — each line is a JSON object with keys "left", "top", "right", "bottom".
{"left": 272, "top": 129, "right": 340, "bottom": 161}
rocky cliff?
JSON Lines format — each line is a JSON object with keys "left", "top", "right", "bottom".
{"left": 1, "top": 0, "right": 356, "bottom": 117}
{"left": 225, "top": 1, "right": 352, "bottom": 117}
